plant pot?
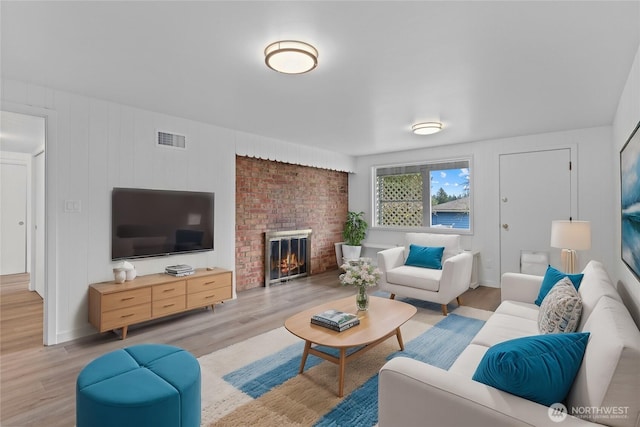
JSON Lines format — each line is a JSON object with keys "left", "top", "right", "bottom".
{"left": 334, "top": 242, "right": 345, "bottom": 266}
{"left": 342, "top": 244, "right": 362, "bottom": 261}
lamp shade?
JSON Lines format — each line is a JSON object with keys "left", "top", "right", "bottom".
{"left": 550, "top": 220, "right": 591, "bottom": 250}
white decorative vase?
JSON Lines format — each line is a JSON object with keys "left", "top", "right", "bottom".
{"left": 113, "top": 268, "right": 126, "bottom": 284}
{"left": 342, "top": 244, "right": 362, "bottom": 261}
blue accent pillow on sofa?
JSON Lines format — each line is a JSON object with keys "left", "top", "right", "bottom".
{"left": 404, "top": 245, "right": 445, "bottom": 269}
{"left": 534, "top": 265, "right": 584, "bottom": 306}
{"left": 472, "top": 332, "right": 590, "bottom": 407}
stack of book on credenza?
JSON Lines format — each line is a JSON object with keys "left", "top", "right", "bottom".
{"left": 311, "top": 309, "right": 360, "bottom": 332}
{"left": 165, "top": 264, "right": 195, "bottom": 277}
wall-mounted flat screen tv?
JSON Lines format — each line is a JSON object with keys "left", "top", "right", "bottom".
{"left": 111, "top": 188, "right": 214, "bottom": 260}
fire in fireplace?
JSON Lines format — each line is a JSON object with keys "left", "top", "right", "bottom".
{"left": 265, "top": 229, "right": 312, "bottom": 286}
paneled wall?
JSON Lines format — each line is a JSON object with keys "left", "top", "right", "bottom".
{"left": 2, "top": 80, "right": 237, "bottom": 342}
{"left": 235, "top": 156, "right": 348, "bottom": 291}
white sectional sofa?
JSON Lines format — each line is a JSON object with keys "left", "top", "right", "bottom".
{"left": 379, "top": 261, "right": 640, "bottom": 427}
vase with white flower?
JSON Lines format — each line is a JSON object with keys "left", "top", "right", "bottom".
{"left": 339, "top": 258, "right": 381, "bottom": 311}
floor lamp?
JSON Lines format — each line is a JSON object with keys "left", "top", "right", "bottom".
{"left": 550, "top": 220, "right": 591, "bottom": 274}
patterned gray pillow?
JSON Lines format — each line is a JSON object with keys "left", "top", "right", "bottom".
{"left": 538, "top": 277, "right": 583, "bottom": 333}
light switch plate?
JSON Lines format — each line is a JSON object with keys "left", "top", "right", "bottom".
{"left": 64, "top": 200, "right": 81, "bottom": 213}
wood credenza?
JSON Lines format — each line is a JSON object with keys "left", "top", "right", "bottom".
{"left": 88, "top": 268, "right": 232, "bottom": 339}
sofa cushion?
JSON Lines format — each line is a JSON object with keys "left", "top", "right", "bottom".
{"left": 386, "top": 265, "right": 441, "bottom": 292}
{"left": 471, "top": 313, "right": 539, "bottom": 347}
{"left": 567, "top": 297, "right": 640, "bottom": 427}
{"left": 404, "top": 245, "right": 445, "bottom": 269}
{"left": 576, "top": 260, "right": 622, "bottom": 330}
{"left": 538, "top": 277, "right": 582, "bottom": 333}
{"left": 404, "top": 233, "right": 460, "bottom": 262}
{"left": 472, "top": 332, "right": 590, "bottom": 407}
{"left": 449, "top": 343, "right": 489, "bottom": 378}
{"left": 534, "top": 265, "right": 583, "bottom": 306}
{"left": 494, "top": 301, "right": 540, "bottom": 321}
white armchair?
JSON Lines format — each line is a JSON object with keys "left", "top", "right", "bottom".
{"left": 376, "top": 233, "right": 473, "bottom": 315}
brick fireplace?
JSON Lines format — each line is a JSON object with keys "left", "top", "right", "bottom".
{"left": 235, "top": 156, "right": 348, "bottom": 292}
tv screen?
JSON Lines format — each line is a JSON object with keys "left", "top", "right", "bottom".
{"left": 111, "top": 188, "right": 214, "bottom": 260}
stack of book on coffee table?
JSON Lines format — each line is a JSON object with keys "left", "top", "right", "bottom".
{"left": 311, "top": 309, "right": 360, "bottom": 332}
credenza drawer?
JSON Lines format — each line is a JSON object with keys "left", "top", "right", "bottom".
{"left": 101, "top": 303, "right": 151, "bottom": 331}
{"left": 187, "top": 287, "right": 232, "bottom": 309}
{"left": 152, "top": 295, "right": 186, "bottom": 317}
{"left": 187, "top": 273, "right": 232, "bottom": 293}
{"left": 152, "top": 281, "right": 186, "bottom": 300}
{"left": 102, "top": 288, "right": 151, "bottom": 311}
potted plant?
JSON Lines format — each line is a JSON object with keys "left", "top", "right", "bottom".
{"left": 341, "top": 211, "right": 368, "bottom": 260}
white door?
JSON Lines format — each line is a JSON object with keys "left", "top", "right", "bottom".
{"left": 34, "top": 152, "right": 45, "bottom": 297}
{"left": 499, "top": 149, "right": 572, "bottom": 276}
{"left": 1, "top": 162, "right": 28, "bottom": 275}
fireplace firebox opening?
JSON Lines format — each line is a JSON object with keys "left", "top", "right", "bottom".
{"left": 265, "top": 229, "right": 312, "bottom": 287}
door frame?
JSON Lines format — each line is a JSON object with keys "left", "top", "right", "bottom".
{"left": 2, "top": 101, "right": 58, "bottom": 345}
{"left": 498, "top": 144, "right": 579, "bottom": 276}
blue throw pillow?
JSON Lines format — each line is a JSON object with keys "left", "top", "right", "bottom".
{"left": 472, "top": 332, "right": 590, "bottom": 407}
{"left": 404, "top": 245, "right": 445, "bottom": 269}
{"left": 534, "top": 265, "right": 584, "bottom": 306}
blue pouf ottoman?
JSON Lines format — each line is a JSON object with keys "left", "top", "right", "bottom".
{"left": 76, "top": 344, "right": 201, "bottom": 427}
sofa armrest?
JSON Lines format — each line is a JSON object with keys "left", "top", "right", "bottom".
{"left": 439, "top": 251, "right": 473, "bottom": 299}
{"left": 379, "top": 357, "right": 596, "bottom": 427}
{"left": 500, "top": 272, "right": 543, "bottom": 303}
{"left": 377, "top": 246, "right": 405, "bottom": 275}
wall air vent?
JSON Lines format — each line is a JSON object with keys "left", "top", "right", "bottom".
{"left": 157, "top": 131, "right": 186, "bottom": 149}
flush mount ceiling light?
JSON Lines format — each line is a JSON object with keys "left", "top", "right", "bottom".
{"left": 412, "top": 122, "right": 443, "bottom": 135}
{"left": 264, "top": 40, "right": 318, "bottom": 74}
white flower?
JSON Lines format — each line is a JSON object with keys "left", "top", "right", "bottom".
{"left": 339, "top": 259, "right": 381, "bottom": 289}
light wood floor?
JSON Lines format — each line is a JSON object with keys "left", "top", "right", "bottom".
{"left": 1, "top": 274, "right": 44, "bottom": 355}
{"left": 0, "top": 271, "right": 500, "bottom": 427}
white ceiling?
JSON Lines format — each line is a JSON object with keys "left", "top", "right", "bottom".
{"left": 1, "top": 1, "right": 639, "bottom": 156}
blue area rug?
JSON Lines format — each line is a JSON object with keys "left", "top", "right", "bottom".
{"left": 214, "top": 309, "right": 486, "bottom": 426}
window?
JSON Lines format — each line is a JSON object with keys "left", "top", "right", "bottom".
{"left": 374, "top": 158, "right": 471, "bottom": 231}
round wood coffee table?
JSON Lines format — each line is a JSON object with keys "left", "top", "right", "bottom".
{"left": 284, "top": 295, "right": 416, "bottom": 397}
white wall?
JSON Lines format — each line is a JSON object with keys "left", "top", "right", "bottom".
{"left": 613, "top": 43, "right": 640, "bottom": 327}
{"left": 350, "top": 126, "right": 615, "bottom": 288}
{"left": 1, "top": 79, "right": 236, "bottom": 342}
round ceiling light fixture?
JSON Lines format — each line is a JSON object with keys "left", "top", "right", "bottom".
{"left": 411, "top": 121, "right": 443, "bottom": 135}
{"left": 264, "top": 40, "right": 318, "bottom": 74}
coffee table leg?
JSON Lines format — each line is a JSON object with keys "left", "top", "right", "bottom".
{"left": 395, "top": 327, "right": 405, "bottom": 351}
{"left": 299, "top": 340, "right": 312, "bottom": 374}
{"left": 338, "top": 348, "right": 347, "bottom": 398}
